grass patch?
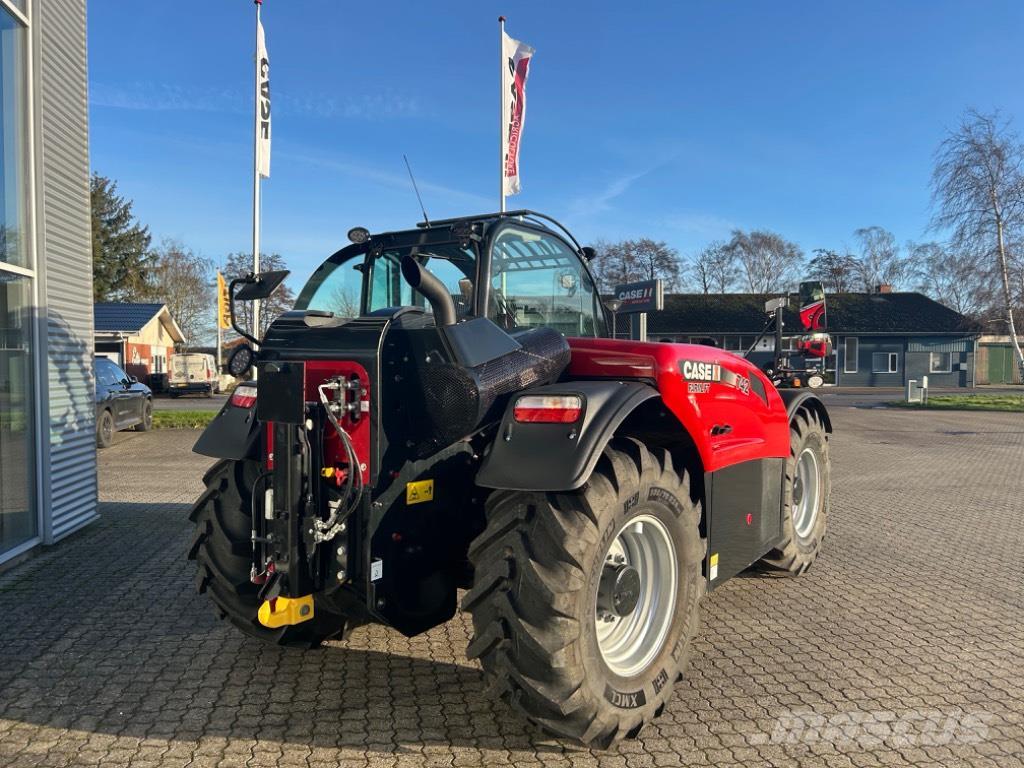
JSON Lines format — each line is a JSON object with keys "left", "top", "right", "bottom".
{"left": 152, "top": 410, "right": 217, "bottom": 430}
{"left": 888, "top": 394, "right": 1024, "bottom": 412}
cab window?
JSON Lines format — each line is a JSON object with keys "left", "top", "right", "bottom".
{"left": 489, "top": 227, "right": 605, "bottom": 337}
{"left": 296, "top": 244, "right": 476, "bottom": 318}
{"left": 368, "top": 247, "right": 475, "bottom": 316}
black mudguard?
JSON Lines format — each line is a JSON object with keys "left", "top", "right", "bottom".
{"left": 192, "top": 398, "right": 261, "bottom": 461}
{"left": 778, "top": 390, "right": 833, "bottom": 433}
{"left": 476, "top": 380, "right": 659, "bottom": 492}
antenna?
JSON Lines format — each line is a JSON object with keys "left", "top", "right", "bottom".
{"left": 403, "top": 154, "right": 430, "bottom": 227}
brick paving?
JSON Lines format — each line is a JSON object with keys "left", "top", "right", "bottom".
{"left": 1, "top": 407, "right": 1022, "bottom": 767}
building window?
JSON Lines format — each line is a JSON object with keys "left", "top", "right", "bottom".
{"left": 0, "top": 273, "right": 35, "bottom": 553}
{"left": 929, "top": 352, "right": 952, "bottom": 373}
{"left": 0, "top": 7, "right": 28, "bottom": 269}
{"left": 723, "top": 335, "right": 754, "bottom": 352}
{"left": 872, "top": 352, "right": 898, "bottom": 374}
{"left": 0, "top": 4, "right": 34, "bottom": 558}
{"left": 844, "top": 337, "right": 858, "bottom": 373}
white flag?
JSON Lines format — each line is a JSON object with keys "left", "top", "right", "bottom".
{"left": 501, "top": 30, "right": 533, "bottom": 197}
{"left": 255, "top": 17, "right": 271, "bottom": 178}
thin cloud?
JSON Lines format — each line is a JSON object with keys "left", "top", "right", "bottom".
{"left": 568, "top": 167, "right": 656, "bottom": 218}
{"left": 90, "top": 82, "right": 421, "bottom": 120}
{"left": 281, "top": 150, "right": 492, "bottom": 211}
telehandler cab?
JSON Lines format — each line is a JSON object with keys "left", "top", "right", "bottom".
{"left": 189, "top": 210, "right": 832, "bottom": 747}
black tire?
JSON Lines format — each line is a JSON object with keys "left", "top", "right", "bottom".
{"left": 463, "top": 438, "right": 705, "bottom": 748}
{"left": 96, "top": 409, "right": 114, "bottom": 448}
{"left": 135, "top": 399, "right": 153, "bottom": 431}
{"left": 759, "top": 408, "right": 829, "bottom": 575}
{"left": 188, "top": 459, "right": 347, "bottom": 647}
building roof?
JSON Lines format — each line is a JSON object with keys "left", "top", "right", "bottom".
{"left": 94, "top": 302, "right": 186, "bottom": 342}
{"left": 648, "top": 292, "right": 980, "bottom": 336}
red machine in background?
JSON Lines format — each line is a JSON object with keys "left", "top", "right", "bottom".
{"left": 750, "top": 281, "right": 833, "bottom": 388}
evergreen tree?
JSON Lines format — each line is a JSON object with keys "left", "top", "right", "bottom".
{"left": 91, "top": 174, "right": 153, "bottom": 301}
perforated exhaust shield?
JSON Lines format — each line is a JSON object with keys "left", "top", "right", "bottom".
{"left": 415, "top": 326, "right": 570, "bottom": 456}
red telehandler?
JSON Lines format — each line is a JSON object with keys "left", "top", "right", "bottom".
{"left": 189, "top": 210, "right": 832, "bottom": 747}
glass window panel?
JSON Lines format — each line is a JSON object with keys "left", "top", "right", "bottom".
{"left": 0, "top": 270, "right": 36, "bottom": 552}
{"left": 490, "top": 227, "right": 606, "bottom": 337}
{"left": 0, "top": 9, "right": 28, "bottom": 269}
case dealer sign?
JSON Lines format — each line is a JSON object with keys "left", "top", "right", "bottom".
{"left": 613, "top": 279, "right": 664, "bottom": 314}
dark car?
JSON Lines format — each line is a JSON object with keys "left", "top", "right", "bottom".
{"left": 95, "top": 357, "right": 153, "bottom": 448}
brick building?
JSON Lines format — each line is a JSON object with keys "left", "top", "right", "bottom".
{"left": 93, "top": 303, "right": 184, "bottom": 383}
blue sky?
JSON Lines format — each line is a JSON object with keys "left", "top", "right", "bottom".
{"left": 88, "top": 1, "right": 1024, "bottom": 283}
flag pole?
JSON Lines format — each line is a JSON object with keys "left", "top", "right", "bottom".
{"left": 252, "top": 0, "right": 263, "bottom": 350}
{"left": 499, "top": 15, "right": 506, "bottom": 213}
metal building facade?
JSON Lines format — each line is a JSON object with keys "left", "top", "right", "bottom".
{"left": 0, "top": 0, "right": 95, "bottom": 567}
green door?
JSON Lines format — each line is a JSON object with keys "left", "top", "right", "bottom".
{"left": 986, "top": 345, "right": 1014, "bottom": 384}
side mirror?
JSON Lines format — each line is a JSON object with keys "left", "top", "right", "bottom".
{"left": 581, "top": 246, "right": 598, "bottom": 261}
{"left": 129, "top": 376, "right": 138, "bottom": 384}
{"left": 235, "top": 270, "right": 289, "bottom": 301}
{"left": 229, "top": 269, "right": 291, "bottom": 346}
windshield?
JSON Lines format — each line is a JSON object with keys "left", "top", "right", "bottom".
{"left": 295, "top": 243, "right": 477, "bottom": 319}
{"left": 173, "top": 355, "right": 209, "bottom": 373}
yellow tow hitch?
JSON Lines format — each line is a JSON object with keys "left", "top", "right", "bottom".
{"left": 257, "top": 594, "right": 315, "bottom": 628}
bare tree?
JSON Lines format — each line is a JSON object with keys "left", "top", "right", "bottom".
{"left": 852, "top": 226, "right": 907, "bottom": 291}
{"left": 223, "top": 252, "right": 296, "bottom": 338}
{"left": 691, "top": 241, "right": 738, "bottom": 293}
{"left": 931, "top": 110, "right": 1024, "bottom": 374}
{"left": 723, "top": 229, "right": 804, "bottom": 295}
{"left": 807, "top": 248, "right": 857, "bottom": 293}
{"left": 909, "top": 241, "right": 991, "bottom": 318}
{"left": 590, "top": 238, "right": 682, "bottom": 292}
{"left": 143, "top": 239, "right": 215, "bottom": 346}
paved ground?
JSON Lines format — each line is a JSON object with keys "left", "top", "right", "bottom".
{"left": 1, "top": 407, "right": 1022, "bottom": 767}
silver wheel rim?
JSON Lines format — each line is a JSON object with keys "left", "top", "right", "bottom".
{"left": 792, "top": 447, "right": 820, "bottom": 538}
{"left": 595, "top": 514, "right": 677, "bottom": 678}
{"left": 102, "top": 414, "right": 112, "bottom": 443}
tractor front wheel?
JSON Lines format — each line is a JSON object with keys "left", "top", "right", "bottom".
{"left": 759, "top": 408, "right": 830, "bottom": 575}
{"left": 464, "top": 439, "right": 705, "bottom": 748}
{"left": 188, "top": 458, "right": 347, "bottom": 647}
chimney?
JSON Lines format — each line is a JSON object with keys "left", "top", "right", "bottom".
{"left": 875, "top": 283, "right": 893, "bottom": 294}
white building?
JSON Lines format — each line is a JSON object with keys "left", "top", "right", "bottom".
{"left": 1, "top": 0, "right": 95, "bottom": 566}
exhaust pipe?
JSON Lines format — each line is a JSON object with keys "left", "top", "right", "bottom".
{"left": 401, "top": 255, "right": 457, "bottom": 327}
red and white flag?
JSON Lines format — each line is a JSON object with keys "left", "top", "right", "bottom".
{"left": 501, "top": 30, "right": 533, "bottom": 197}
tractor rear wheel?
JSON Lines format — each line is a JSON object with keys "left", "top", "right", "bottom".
{"left": 759, "top": 408, "right": 829, "bottom": 575}
{"left": 464, "top": 439, "right": 705, "bottom": 748}
{"left": 188, "top": 458, "right": 347, "bottom": 647}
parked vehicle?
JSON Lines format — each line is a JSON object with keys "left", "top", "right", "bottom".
{"left": 169, "top": 353, "right": 219, "bottom": 397}
{"left": 188, "top": 210, "right": 832, "bottom": 747}
{"left": 95, "top": 357, "right": 153, "bottom": 448}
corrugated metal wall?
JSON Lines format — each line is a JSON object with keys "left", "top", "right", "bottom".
{"left": 836, "top": 335, "right": 974, "bottom": 387}
{"left": 34, "top": 0, "right": 97, "bottom": 542}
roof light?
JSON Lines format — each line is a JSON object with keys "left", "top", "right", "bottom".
{"left": 231, "top": 384, "right": 257, "bottom": 409}
{"left": 513, "top": 394, "right": 582, "bottom": 424}
{"left": 347, "top": 226, "right": 370, "bottom": 244}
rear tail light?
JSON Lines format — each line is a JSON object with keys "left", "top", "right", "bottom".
{"left": 513, "top": 394, "right": 582, "bottom": 423}
{"left": 231, "top": 384, "right": 257, "bottom": 409}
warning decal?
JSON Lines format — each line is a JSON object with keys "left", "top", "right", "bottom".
{"left": 406, "top": 479, "right": 434, "bottom": 505}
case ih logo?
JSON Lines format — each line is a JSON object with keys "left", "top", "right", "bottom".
{"left": 680, "top": 361, "right": 752, "bottom": 395}
{"left": 613, "top": 279, "right": 664, "bottom": 314}
{"left": 680, "top": 361, "right": 722, "bottom": 382}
